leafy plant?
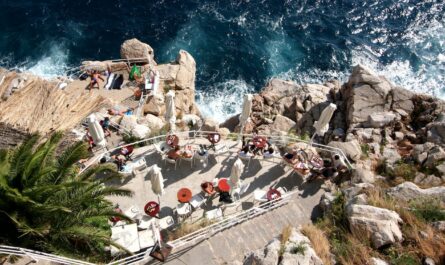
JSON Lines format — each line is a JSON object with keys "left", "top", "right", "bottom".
{"left": 0, "top": 133, "right": 132, "bottom": 262}
{"left": 290, "top": 242, "right": 307, "bottom": 255}
{"left": 360, "top": 144, "right": 370, "bottom": 158}
{"left": 410, "top": 197, "right": 445, "bottom": 222}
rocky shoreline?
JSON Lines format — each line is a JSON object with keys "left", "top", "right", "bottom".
{"left": 0, "top": 39, "right": 444, "bottom": 264}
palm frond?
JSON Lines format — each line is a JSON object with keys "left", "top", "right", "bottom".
{"left": 77, "top": 163, "right": 120, "bottom": 181}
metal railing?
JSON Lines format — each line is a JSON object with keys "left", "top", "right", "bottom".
{"left": 0, "top": 245, "right": 94, "bottom": 265}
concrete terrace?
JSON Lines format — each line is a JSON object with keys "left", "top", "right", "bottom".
{"left": 103, "top": 134, "right": 329, "bottom": 264}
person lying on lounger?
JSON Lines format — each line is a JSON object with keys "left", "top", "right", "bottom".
{"left": 108, "top": 107, "right": 134, "bottom": 116}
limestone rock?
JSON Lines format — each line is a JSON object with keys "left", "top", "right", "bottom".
{"left": 431, "top": 221, "right": 445, "bottom": 232}
{"left": 351, "top": 167, "right": 375, "bottom": 184}
{"left": 132, "top": 124, "right": 151, "bottom": 139}
{"left": 270, "top": 114, "right": 296, "bottom": 133}
{"left": 416, "top": 175, "right": 443, "bottom": 187}
{"left": 280, "top": 229, "right": 323, "bottom": 265}
{"left": 343, "top": 183, "right": 375, "bottom": 200}
{"left": 391, "top": 87, "right": 414, "bottom": 116}
{"left": 243, "top": 238, "right": 280, "bottom": 265}
{"left": 120, "top": 38, "right": 156, "bottom": 65}
{"left": 436, "top": 162, "right": 445, "bottom": 177}
{"left": 144, "top": 94, "right": 165, "bottom": 116}
{"left": 346, "top": 204, "right": 403, "bottom": 249}
{"left": 202, "top": 118, "right": 219, "bottom": 132}
{"left": 387, "top": 182, "right": 445, "bottom": 203}
{"left": 371, "top": 257, "right": 389, "bottom": 265}
{"left": 217, "top": 127, "right": 230, "bottom": 139}
{"left": 368, "top": 112, "right": 396, "bottom": 128}
{"left": 144, "top": 114, "right": 165, "bottom": 132}
{"left": 424, "top": 146, "right": 445, "bottom": 168}
{"left": 345, "top": 65, "right": 393, "bottom": 126}
{"left": 319, "top": 192, "right": 336, "bottom": 213}
{"left": 327, "top": 140, "right": 362, "bottom": 162}
{"left": 220, "top": 114, "right": 240, "bottom": 132}
{"left": 260, "top": 79, "right": 301, "bottom": 106}
{"left": 382, "top": 147, "right": 401, "bottom": 165}
{"left": 175, "top": 50, "right": 196, "bottom": 91}
{"left": 427, "top": 121, "right": 445, "bottom": 145}
{"left": 181, "top": 114, "right": 201, "bottom": 128}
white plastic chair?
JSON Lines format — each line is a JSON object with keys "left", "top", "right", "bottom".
{"left": 276, "top": 186, "right": 288, "bottom": 195}
{"left": 158, "top": 216, "right": 175, "bottom": 230}
{"left": 189, "top": 193, "right": 206, "bottom": 209}
{"left": 253, "top": 189, "right": 268, "bottom": 203}
{"left": 205, "top": 208, "right": 223, "bottom": 221}
{"left": 125, "top": 205, "right": 142, "bottom": 221}
{"left": 175, "top": 203, "right": 192, "bottom": 221}
{"left": 164, "top": 157, "right": 178, "bottom": 170}
{"left": 179, "top": 153, "right": 194, "bottom": 168}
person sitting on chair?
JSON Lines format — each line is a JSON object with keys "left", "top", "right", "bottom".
{"left": 201, "top": 182, "right": 216, "bottom": 196}
{"left": 167, "top": 146, "right": 181, "bottom": 160}
{"left": 263, "top": 146, "right": 275, "bottom": 158}
{"left": 283, "top": 150, "right": 297, "bottom": 164}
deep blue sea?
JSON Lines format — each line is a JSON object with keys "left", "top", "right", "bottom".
{"left": 0, "top": 0, "right": 444, "bottom": 121}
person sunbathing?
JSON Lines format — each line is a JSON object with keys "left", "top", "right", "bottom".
{"left": 89, "top": 70, "right": 104, "bottom": 90}
{"left": 108, "top": 107, "right": 134, "bottom": 116}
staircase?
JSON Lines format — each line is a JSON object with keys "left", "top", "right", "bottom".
{"left": 149, "top": 189, "right": 324, "bottom": 265}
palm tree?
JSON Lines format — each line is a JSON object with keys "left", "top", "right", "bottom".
{"left": 0, "top": 133, "right": 133, "bottom": 262}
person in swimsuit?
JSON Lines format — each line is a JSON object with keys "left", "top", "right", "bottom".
{"left": 89, "top": 70, "right": 105, "bottom": 90}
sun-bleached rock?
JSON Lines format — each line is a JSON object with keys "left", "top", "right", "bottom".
{"left": 327, "top": 140, "right": 362, "bottom": 162}
{"left": 120, "top": 38, "right": 156, "bottom": 65}
{"left": 387, "top": 182, "right": 445, "bottom": 203}
{"left": 368, "top": 112, "right": 397, "bottom": 128}
{"left": 346, "top": 204, "right": 403, "bottom": 249}
{"left": 270, "top": 114, "right": 296, "bottom": 133}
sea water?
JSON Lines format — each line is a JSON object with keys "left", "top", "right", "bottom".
{"left": 0, "top": 0, "right": 443, "bottom": 122}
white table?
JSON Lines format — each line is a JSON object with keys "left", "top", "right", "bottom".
{"left": 125, "top": 205, "right": 142, "bottom": 221}
{"left": 138, "top": 229, "right": 155, "bottom": 249}
{"left": 111, "top": 223, "right": 140, "bottom": 255}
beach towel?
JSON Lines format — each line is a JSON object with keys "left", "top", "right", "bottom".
{"left": 112, "top": 75, "right": 124, "bottom": 89}
{"left": 129, "top": 65, "right": 141, "bottom": 81}
{"left": 104, "top": 73, "right": 115, "bottom": 90}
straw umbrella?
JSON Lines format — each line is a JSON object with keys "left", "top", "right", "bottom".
{"left": 165, "top": 90, "right": 176, "bottom": 132}
{"left": 311, "top": 103, "right": 337, "bottom": 143}
{"left": 87, "top": 114, "right": 106, "bottom": 147}
{"left": 229, "top": 158, "right": 244, "bottom": 189}
{"left": 149, "top": 165, "right": 165, "bottom": 204}
{"left": 238, "top": 94, "right": 253, "bottom": 140}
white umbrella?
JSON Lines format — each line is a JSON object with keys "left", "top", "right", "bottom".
{"left": 87, "top": 114, "right": 106, "bottom": 147}
{"left": 149, "top": 165, "right": 164, "bottom": 204}
{"left": 311, "top": 103, "right": 337, "bottom": 142}
{"left": 165, "top": 90, "right": 176, "bottom": 132}
{"left": 238, "top": 94, "right": 253, "bottom": 138}
{"left": 229, "top": 158, "right": 244, "bottom": 189}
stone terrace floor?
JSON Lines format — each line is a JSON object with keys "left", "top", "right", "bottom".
{"left": 106, "top": 137, "right": 327, "bottom": 228}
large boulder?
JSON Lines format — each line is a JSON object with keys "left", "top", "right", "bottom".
{"left": 202, "top": 118, "right": 219, "bottom": 132}
{"left": 345, "top": 65, "right": 393, "bottom": 126}
{"left": 368, "top": 112, "right": 396, "bottom": 128}
{"left": 144, "top": 94, "right": 165, "bottom": 116}
{"left": 270, "top": 114, "right": 296, "bottom": 133}
{"left": 387, "top": 182, "right": 445, "bottom": 203}
{"left": 346, "top": 204, "right": 403, "bottom": 249}
{"left": 280, "top": 228, "right": 323, "bottom": 265}
{"left": 175, "top": 50, "right": 196, "bottom": 91}
{"left": 424, "top": 146, "right": 445, "bottom": 168}
{"left": 327, "top": 140, "right": 362, "bottom": 162}
{"left": 351, "top": 167, "right": 375, "bottom": 184}
{"left": 143, "top": 114, "right": 165, "bottom": 132}
{"left": 120, "top": 38, "right": 156, "bottom": 65}
{"left": 427, "top": 121, "right": 445, "bottom": 145}
{"left": 243, "top": 238, "right": 281, "bottom": 265}
{"left": 391, "top": 87, "right": 414, "bottom": 117}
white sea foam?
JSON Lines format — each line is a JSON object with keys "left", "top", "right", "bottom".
{"left": 196, "top": 79, "right": 255, "bottom": 123}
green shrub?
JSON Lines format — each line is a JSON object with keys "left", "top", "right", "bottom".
{"left": 384, "top": 247, "right": 418, "bottom": 265}
{"left": 122, "top": 133, "right": 147, "bottom": 147}
{"left": 393, "top": 162, "right": 416, "bottom": 181}
{"left": 290, "top": 243, "right": 307, "bottom": 255}
{"left": 410, "top": 197, "right": 445, "bottom": 222}
{"left": 361, "top": 144, "right": 370, "bottom": 158}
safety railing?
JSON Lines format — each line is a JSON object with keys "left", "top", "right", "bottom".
{"left": 0, "top": 245, "right": 94, "bottom": 265}
{"left": 80, "top": 130, "right": 353, "bottom": 174}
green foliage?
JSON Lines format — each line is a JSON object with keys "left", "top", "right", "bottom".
{"left": 360, "top": 144, "right": 370, "bottom": 158}
{"left": 0, "top": 133, "right": 132, "bottom": 262}
{"left": 410, "top": 197, "right": 445, "bottom": 222}
{"left": 122, "top": 133, "right": 147, "bottom": 147}
{"left": 393, "top": 161, "right": 416, "bottom": 181}
{"left": 290, "top": 242, "right": 307, "bottom": 255}
{"left": 376, "top": 160, "right": 416, "bottom": 182}
{"left": 384, "top": 247, "right": 418, "bottom": 265}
